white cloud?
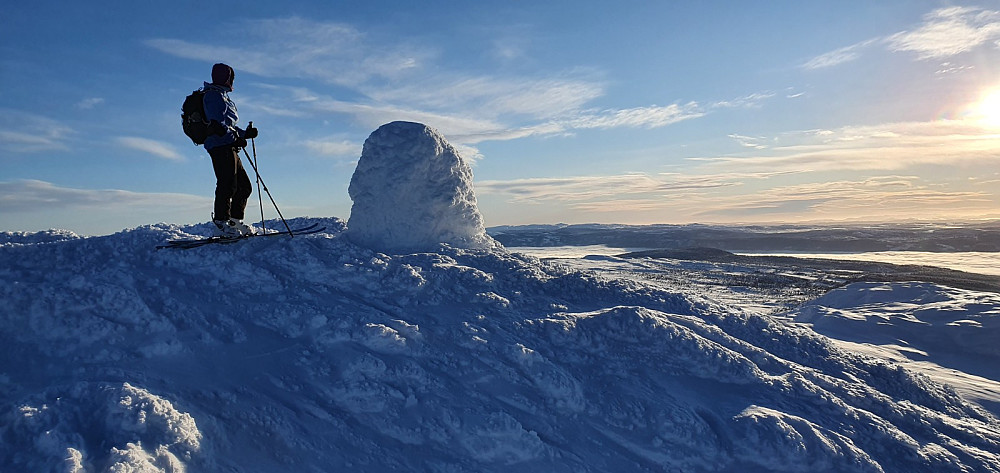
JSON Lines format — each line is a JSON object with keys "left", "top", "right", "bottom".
{"left": 477, "top": 120, "right": 1000, "bottom": 223}
{"left": 710, "top": 92, "right": 776, "bottom": 109}
{"left": 148, "top": 17, "right": 708, "bottom": 149}
{"left": 485, "top": 173, "right": 997, "bottom": 224}
{"left": 888, "top": 6, "right": 1000, "bottom": 59}
{"left": 0, "top": 131, "right": 68, "bottom": 153}
{"left": 255, "top": 84, "right": 703, "bottom": 146}
{"left": 935, "top": 61, "right": 975, "bottom": 75}
{"left": 146, "top": 17, "right": 425, "bottom": 88}
{"left": 693, "top": 176, "right": 994, "bottom": 221}
{"left": 447, "top": 122, "right": 568, "bottom": 144}
{"left": 75, "top": 97, "right": 105, "bottom": 109}
{"left": 568, "top": 103, "right": 704, "bottom": 129}
{"left": 802, "top": 39, "right": 879, "bottom": 69}
{"left": 477, "top": 172, "right": 740, "bottom": 203}
{"left": 0, "top": 180, "right": 208, "bottom": 213}
{"left": 0, "top": 110, "right": 73, "bottom": 153}
{"left": 802, "top": 7, "right": 1000, "bottom": 70}
{"left": 372, "top": 75, "right": 605, "bottom": 120}
{"left": 303, "top": 138, "right": 360, "bottom": 157}
{"left": 451, "top": 143, "right": 484, "bottom": 165}
{"left": 729, "top": 134, "right": 769, "bottom": 149}
{"left": 115, "top": 137, "right": 185, "bottom": 161}
{"left": 693, "top": 119, "right": 1000, "bottom": 173}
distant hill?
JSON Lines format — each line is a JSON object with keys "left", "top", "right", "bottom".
{"left": 488, "top": 221, "right": 1000, "bottom": 252}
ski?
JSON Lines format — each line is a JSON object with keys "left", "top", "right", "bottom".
{"left": 157, "top": 223, "right": 324, "bottom": 250}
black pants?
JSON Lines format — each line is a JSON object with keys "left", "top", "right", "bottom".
{"left": 208, "top": 145, "right": 252, "bottom": 221}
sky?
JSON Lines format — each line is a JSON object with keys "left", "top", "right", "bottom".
{"left": 3, "top": 1, "right": 1000, "bottom": 235}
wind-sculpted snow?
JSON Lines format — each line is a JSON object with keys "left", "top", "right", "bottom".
{"left": 1, "top": 218, "right": 998, "bottom": 472}
{"left": 348, "top": 121, "right": 497, "bottom": 252}
{"left": 3, "top": 382, "right": 200, "bottom": 472}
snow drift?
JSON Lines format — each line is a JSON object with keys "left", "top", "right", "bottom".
{"left": 1, "top": 218, "right": 999, "bottom": 472}
{"left": 347, "top": 121, "right": 497, "bottom": 253}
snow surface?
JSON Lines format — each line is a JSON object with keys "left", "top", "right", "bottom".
{"left": 347, "top": 121, "right": 497, "bottom": 253}
{"left": 793, "top": 281, "right": 1000, "bottom": 411}
{"left": 2, "top": 218, "right": 1000, "bottom": 472}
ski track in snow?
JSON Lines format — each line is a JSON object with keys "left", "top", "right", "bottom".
{"left": 1, "top": 217, "right": 999, "bottom": 472}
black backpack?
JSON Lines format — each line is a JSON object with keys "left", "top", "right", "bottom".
{"left": 181, "top": 89, "right": 210, "bottom": 145}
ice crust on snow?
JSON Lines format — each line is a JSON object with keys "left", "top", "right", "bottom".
{"left": 1, "top": 218, "right": 999, "bottom": 472}
{"left": 347, "top": 121, "right": 497, "bottom": 252}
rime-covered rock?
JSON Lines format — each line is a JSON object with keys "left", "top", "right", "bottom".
{"left": 347, "top": 121, "right": 498, "bottom": 252}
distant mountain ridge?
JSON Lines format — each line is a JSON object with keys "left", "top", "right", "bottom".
{"left": 487, "top": 222, "right": 1000, "bottom": 252}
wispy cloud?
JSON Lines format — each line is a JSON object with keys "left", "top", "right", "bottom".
{"left": 147, "top": 17, "right": 424, "bottom": 88}
{"left": 303, "top": 138, "right": 360, "bottom": 158}
{"left": 371, "top": 75, "right": 605, "bottom": 120}
{"left": 0, "top": 110, "right": 73, "bottom": 153}
{"left": 115, "top": 137, "right": 185, "bottom": 161}
{"left": 568, "top": 103, "right": 704, "bottom": 129}
{"left": 694, "top": 176, "right": 993, "bottom": 221}
{"left": 0, "top": 180, "right": 208, "bottom": 213}
{"left": 287, "top": 90, "right": 508, "bottom": 139}
{"left": 711, "top": 92, "right": 776, "bottom": 109}
{"left": 801, "top": 39, "right": 879, "bottom": 69}
{"left": 75, "top": 97, "right": 105, "bottom": 110}
{"left": 888, "top": 6, "right": 1000, "bottom": 59}
{"left": 476, "top": 132, "right": 998, "bottom": 222}
{"left": 491, "top": 174, "right": 997, "bottom": 223}
{"left": 803, "top": 7, "right": 1000, "bottom": 70}
{"left": 477, "top": 172, "right": 745, "bottom": 203}
{"left": 729, "top": 134, "right": 769, "bottom": 149}
{"left": 693, "top": 119, "right": 1000, "bottom": 172}
{"left": 253, "top": 84, "right": 703, "bottom": 146}
{"left": 150, "top": 16, "right": 709, "bottom": 148}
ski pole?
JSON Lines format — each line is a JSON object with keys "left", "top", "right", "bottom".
{"left": 249, "top": 121, "right": 266, "bottom": 235}
{"left": 241, "top": 146, "right": 294, "bottom": 236}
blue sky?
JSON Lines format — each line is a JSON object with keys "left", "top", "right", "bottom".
{"left": 3, "top": 1, "right": 1000, "bottom": 235}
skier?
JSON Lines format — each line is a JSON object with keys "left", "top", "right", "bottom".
{"left": 203, "top": 63, "right": 258, "bottom": 237}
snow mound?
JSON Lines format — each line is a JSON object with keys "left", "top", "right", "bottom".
{"left": 1, "top": 219, "right": 999, "bottom": 472}
{"left": 347, "top": 121, "right": 497, "bottom": 252}
{"left": 3, "top": 382, "right": 200, "bottom": 472}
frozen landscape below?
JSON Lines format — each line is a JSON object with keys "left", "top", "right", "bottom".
{"left": 519, "top": 244, "right": 1000, "bottom": 415}
{"left": 1, "top": 218, "right": 999, "bottom": 472}
{"left": 488, "top": 221, "right": 1000, "bottom": 253}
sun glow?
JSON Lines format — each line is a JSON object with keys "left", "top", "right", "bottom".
{"left": 973, "top": 88, "right": 1000, "bottom": 126}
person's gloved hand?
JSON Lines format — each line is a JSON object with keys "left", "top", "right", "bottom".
{"left": 244, "top": 125, "right": 258, "bottom": 139}
{"left": 208, "top": 120, "right": 227, "bottom": 136}
{"left": 234, "top": 137, "right": 248, "bottom": 149}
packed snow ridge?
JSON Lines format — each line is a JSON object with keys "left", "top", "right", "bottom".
{"left": 1, "top": 121, "right": 999, "bottom": 472}
{"left": 2, "top": 217, "right": 999, "bottom": 472}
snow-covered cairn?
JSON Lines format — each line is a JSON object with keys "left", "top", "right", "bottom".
{"left": 347, "top": 121, "right": 498, "bottom": 252}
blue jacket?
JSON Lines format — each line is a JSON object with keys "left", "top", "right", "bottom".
{"left": 202, "top": 82, "right": 246, "bottom": 150}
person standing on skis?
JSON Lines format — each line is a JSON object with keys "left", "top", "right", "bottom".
{"left": 203, "top": 62, "right": 257, "bottom": 236}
